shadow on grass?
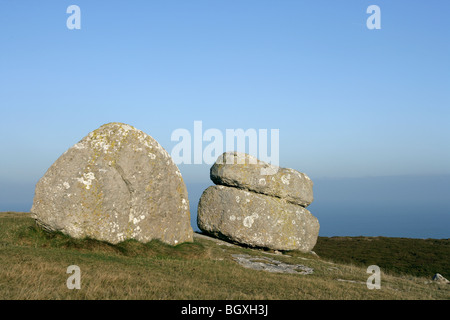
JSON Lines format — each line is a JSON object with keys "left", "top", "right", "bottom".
{"left": 17, "top": 224, "right": 208, "bottom": 260}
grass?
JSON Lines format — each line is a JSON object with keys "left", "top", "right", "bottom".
{"left": 0, "top": 212, "right": 448, "bottom": 300}
{"left": 314, "top": 236, "right": 450, "bottom": 279}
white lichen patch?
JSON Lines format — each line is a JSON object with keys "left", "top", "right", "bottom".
{"left": 120, "top": 124, "right": 134, "bottom": 132}
{"left": 258, "top": 178, "right": 266, "bottom": 186}
{"left": 148, "top": 153, "right": 156, "bottom": 159}
{"left": 243, "top": 213, "right": 259, "bottom": 228}
{"left": 235, "top": 196, "right": 240, "bottom": 203}
{"left": 73, "top": 142, "right": 86, "bottom": 150}
{"left": 243, "top": 216, "right": 253, "bottom": 228}
{"left": 76, "top": 172, "right": 96, "bottom": 190}
{"left": 229, "top": 215, "right": 236, "bottom": 221}
{"left": 293, "top": 170, "right": 303, "bottom": 178}
{"left": 155, "top": 143, "right": 170, "bottom": 159}
{"left": 116, "top": 232, "right": 125, "bottom": 242}
{"left": 281, "top": 174, "right": 291, "bottom": 185}
{"left": 180, "top": 198, "right": 189, "bottom": 211}
{"left": 109, "top": 221, "right": 120, "bottom": 233}
{"left": 91, "top": 138, "right": 112, "bottom": 154}
{"left": 260, "top": 164, "right": 279, "bottom": 176}
{"left": 129, "top": 206, "right": 146, "bottom": 226}
{"left": 63, "top": 182, "right": 70, "bottom": 190}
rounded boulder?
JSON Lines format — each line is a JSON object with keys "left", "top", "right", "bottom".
{"left": 31, "top": 122, "right": 193, "bottom": 245}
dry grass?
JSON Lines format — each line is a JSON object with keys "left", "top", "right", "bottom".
{"left": 0, "top": 212, "right": 448, "bottom": 300}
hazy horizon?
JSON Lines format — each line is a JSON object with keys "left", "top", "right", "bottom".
{"left": 2, "top": 173, "right": 449, "bottom": 239}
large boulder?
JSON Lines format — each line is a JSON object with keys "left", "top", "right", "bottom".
{"left": 197, "top": 185, "right": 320, "bottom": 252}
{"left": 31, "top": 122, "right": 193, "bottom": 245}
{"left": 211, "top": 152, "right": 313, "bottom": 207}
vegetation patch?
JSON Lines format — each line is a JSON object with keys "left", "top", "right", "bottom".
{"left": 314, "top": 236, "right": 450, "bottom": 279}
{"left": 0, "top": 212, "right": 448, "bottom": 300}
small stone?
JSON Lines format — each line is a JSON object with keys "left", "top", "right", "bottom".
{"left": 432, "top": 273, "right": 449, "bottom": 284}
{"left": 231, "top": 254, "right": 313, "bottom": 275}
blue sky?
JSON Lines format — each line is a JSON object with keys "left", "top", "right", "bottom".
{"left": 1, "top": 1, "right": 449, "bottom": 238}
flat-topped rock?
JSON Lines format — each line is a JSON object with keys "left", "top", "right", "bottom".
{"left": 210, "top": 152, "right": 313, "bottom": 207}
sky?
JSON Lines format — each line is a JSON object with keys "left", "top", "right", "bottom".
{"left": 1, "top": 1, "right": 449, "bottom": 238}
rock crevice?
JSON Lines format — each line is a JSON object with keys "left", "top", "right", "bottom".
{"left": 114, "top": 164, "right": 135, "bottom": 195}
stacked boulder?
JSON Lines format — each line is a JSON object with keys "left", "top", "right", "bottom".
{"left": 31, "top": 122, "right": 193, "bottom": 245}
{"left": 197, "top": 152, "right": 319, "bottom": 252}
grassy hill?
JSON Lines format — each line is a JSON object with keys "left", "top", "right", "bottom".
{"left": 0, "top": 212, "right": 448, "bottom": 300}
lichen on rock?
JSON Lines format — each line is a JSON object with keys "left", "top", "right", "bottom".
{"left": 210, "top": 151, "right": 314, "bottom": 207}
{"left": 31, "top": 122, "right": 193, "bottom": 245}
{"left": 198, "top": 152, "right": 320, "bottom": 252}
